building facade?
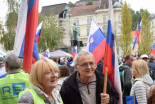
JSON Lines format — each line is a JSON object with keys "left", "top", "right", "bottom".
{"left": 41, "top": 0, "right": 122, "bottom": 53}
{"left": 150, "top": 14, "right": 155, "bottom": 44}
{"left": 41, "top": 3, "right": 71, "bottom": 52}
{"left": 68, "top": 0, "right": 122, "bottom": 50}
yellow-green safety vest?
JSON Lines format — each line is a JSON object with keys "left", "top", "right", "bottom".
{"left": 0, "top": 71, "right": 30, "bottom": 104}
{"left": 19, "top": 88, "right": 63, "bottom": 104}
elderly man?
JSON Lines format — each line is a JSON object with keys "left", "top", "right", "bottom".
{"left": 60, "top": 51, "right": 119, "bottom": 104}
{"left": 0, "top": 51, "right": 30, "bottom": 104}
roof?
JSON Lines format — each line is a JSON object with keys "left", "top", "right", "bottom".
{"left": 41, "top": 3, "right": 68, "bottom": 15}
{"left": 113, "top": 2, "right": 122, "bottom": 8}
{"left": 149, "top": 14, "right": 155, "bottom": 20}
{"left": 69, "top": 4, "right": 99, "bottom": 16}
{"left": 76, "top": 0, "right": 99, "bottom": 3}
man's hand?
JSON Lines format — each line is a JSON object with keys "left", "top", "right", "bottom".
{"left": 100, "top": 93, "right": 109, "bottom": 104}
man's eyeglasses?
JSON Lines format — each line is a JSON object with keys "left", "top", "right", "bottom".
{"left": 77, "top": 62, "right": 95, "bottom": 68}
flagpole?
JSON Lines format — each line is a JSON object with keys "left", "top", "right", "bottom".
{"left": 103, "top": 67, "right": 108, "bottom": 94}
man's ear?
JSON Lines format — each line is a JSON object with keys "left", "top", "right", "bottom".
{"left": 74, "top": 64, "right": 79, "bottom": 71}
{"left": 5, "top": 62, "right": 8, "bottom": 72}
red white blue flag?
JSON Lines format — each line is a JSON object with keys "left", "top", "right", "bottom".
{"left": 43, "top": 49, "right": 50, "bottom": 58}
{"left": 103, "top": 1, "right": 122, "bottom": 103}
{"left": 35, "top": 21, "right": 43, "bottom": 42}
{"left": 71, "top": 46, "right": 77, "bottom": 57}
{"left": 86, "top": 19, "right": 106, "bottom": 65}
{"left": 32, "top": 21, "right": 43, "bottom": 62}
{"left": 132, "top": 21, "right": 142, "bottom": 51}
{"left": 13, "top": 0, "right": 39, "bottom": 73}
{"left": 151, "top": 43, "right": 155, "bottom": 55}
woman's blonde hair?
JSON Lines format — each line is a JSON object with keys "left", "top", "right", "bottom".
{"left": 132, "top": 59, "right": 149, "bottom": 77}
{"left": 30, "top": 57, "right": 59, "bottom": 90}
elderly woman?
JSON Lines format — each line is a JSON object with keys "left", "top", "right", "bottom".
{"left": 130, "top": 59, "right": 153, "bottom": 104}
{"left": 18, "top": 58, "right": 63, "bottom": 104}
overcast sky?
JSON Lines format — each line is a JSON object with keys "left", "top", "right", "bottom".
{"left": 0, "top": 0, "right": 155, "bottom": 22}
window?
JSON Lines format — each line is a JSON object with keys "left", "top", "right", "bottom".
{"left": 103, "top": 26, "right": 107, "bottom": 34}
{"left": 117, "top": 26, "right": 121, "bottom": 34}
{"left": 87, "top": 17, "right": 92, "bottom": 25}
{"left": 118, "top": 15, "right": 121, "bottom": 22}
{"left": 73, "top": 19, "right": 79, "bottom": 25}
{"left": 87, "top": 28, "right": 90, "bottom": 36}
{"left": 103, "top": 16, "right": 106, "bottom": 23}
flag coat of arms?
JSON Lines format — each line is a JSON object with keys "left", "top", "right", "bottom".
{"left": 43, "top": 49, "right": 50, "bottom": 58}
{"left": 86, "top": 19, "right": 106, "bottom": 65}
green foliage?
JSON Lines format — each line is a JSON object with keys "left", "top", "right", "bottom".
{"left": 86, "top": 1, "right": 93, "bottom": 5}
{"left": 6, "top": 0, "right": 20, "bottom": 12}
{"left": 2, "top": 11, "right": 18, "bottom": 50}
{"left": 2, "top": 0, "right": 19, "bottom": 50}
{"left": 38, "top": 12, "right": 64, "bottom": 52}
{"left": 119, "top": 2, "right": 132, "bottom": 57}
{"left": 138, "top": 10, "right": 152, "bottom": 55}
{"left": 68, "top": 1, "right": 76, "bottom": 7}
{"left": 130, "top": 9, "right": 142, "bottom": 31}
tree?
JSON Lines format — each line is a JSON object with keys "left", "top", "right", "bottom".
{"left": 2, "top": 11, "right": 18, "bottom": 50}
{"left": 38, "top": 12, "right": 64, "bottom": 52}
{"left": 119, "top": 2, "right": 132, "bottom": 57}
{"left": 138, "top": 10, "right": 152, "bottom": 55}
{"left": 2, "top": 0, "right": 20, "bottom": 50}
{"left": 68, "top": 2, "right": 76, "bottom": 7}
{"left": 86, "top": 1, "right": 93, "bottom": 5}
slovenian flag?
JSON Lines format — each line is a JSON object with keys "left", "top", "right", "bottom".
{"left": 132, "top": 21, "right": 142, "bottom": 51}
{"left": 35, "top": 21, "right": 43, "bottom": 42}
{"left": 151, "top": 43, "right": 155, "bottom": 55}
{"left": 86, "top": 19, "right": 106, "bottom": 65}
{"left": 43, "top": 49, "right": 50, "bottom": 58}
{"left": 32, "top": 21, "right": 43, "bottom": 63}
{"left": 103, "top": 0, "right": 122, "bottom": 103}
{"left": 13, "top": 0, "right": 39, "bottom": 73}
{"left": 71, "top": 46, "right": 77, "bottom": 57}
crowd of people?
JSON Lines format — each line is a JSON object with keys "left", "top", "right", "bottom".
{"left": 0, "top": 50, "right": 155, "bottom": 104}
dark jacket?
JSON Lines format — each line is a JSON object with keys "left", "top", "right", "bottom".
{"left": 148, "top": 61, "right": 155, "bottom": 71}
{"left": 148, "top": 61, "right": 155, "bottom": 80}
{"left": 96, "top": 61, "right": 103, "bottom": 73}
{"left": 119, "top": 64, "right": 133, "bottom": 104}
{"left": 60, "top": 70, "right": 119, "bottom": 104}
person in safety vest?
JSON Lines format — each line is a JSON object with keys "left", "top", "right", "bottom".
{"left": 18, "top": 57, "right": 63, "bottom": 104}
{"left": 0, "top": 51, "right": 30, "bottom": 104}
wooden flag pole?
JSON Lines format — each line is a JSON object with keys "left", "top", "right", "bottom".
{"left": 103, "top": 67, "right": 108, "bottom": 94}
